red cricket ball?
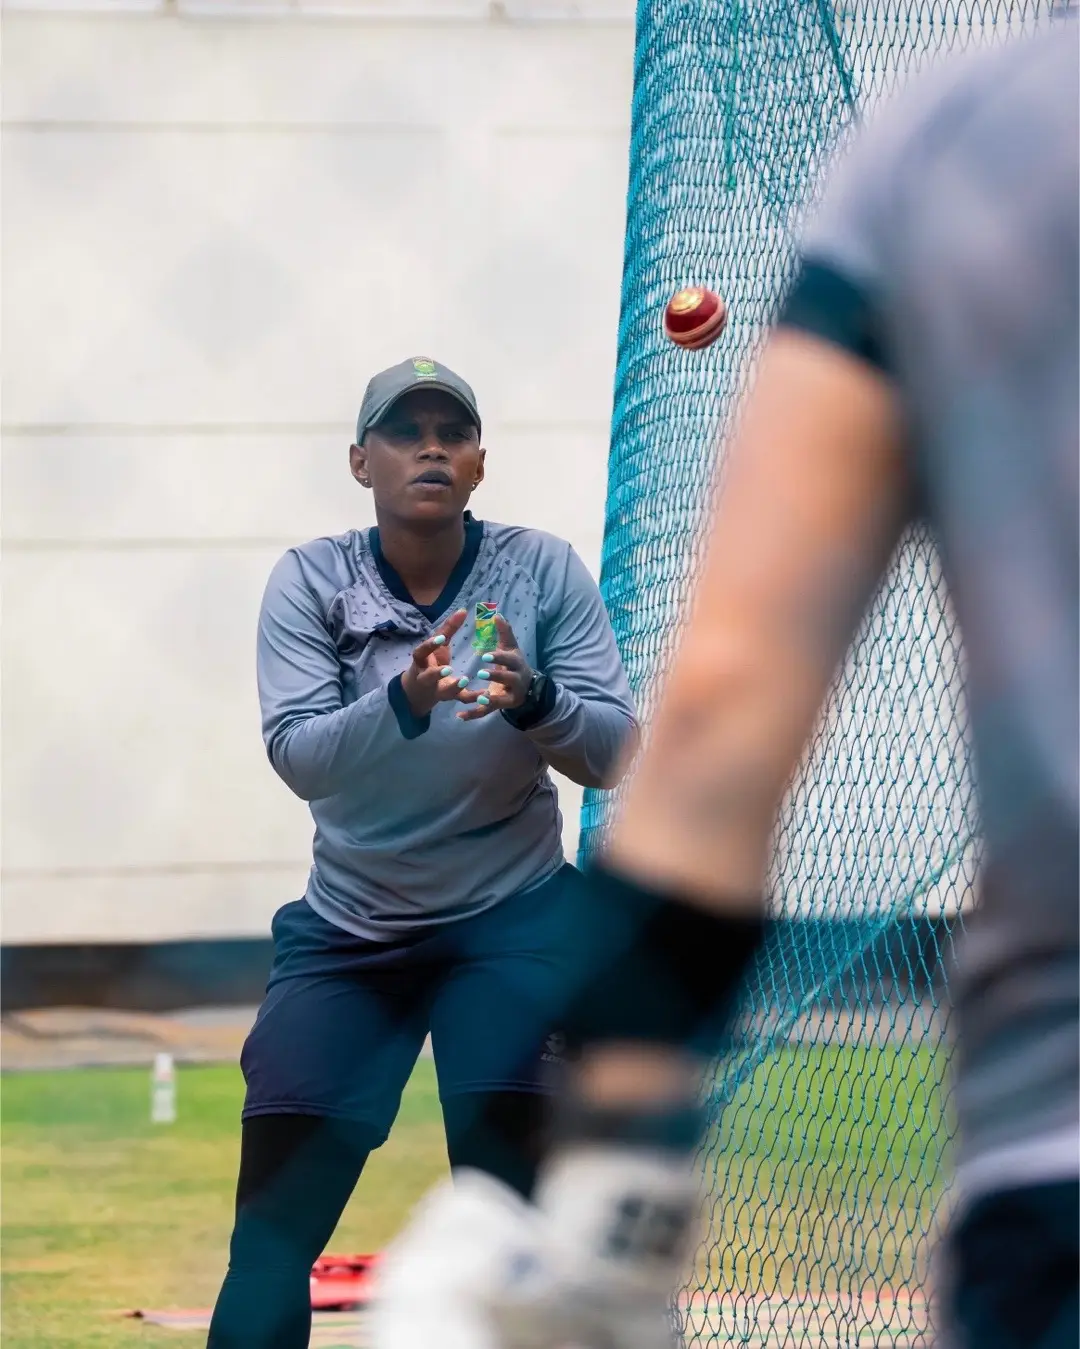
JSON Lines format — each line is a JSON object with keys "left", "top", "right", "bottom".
{"left": 663, "top": 286, "right": 728, "bottom": 349}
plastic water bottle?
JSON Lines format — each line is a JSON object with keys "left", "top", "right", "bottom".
{"left": 151, "top": 1052, "right": 177, "bottom": 1124}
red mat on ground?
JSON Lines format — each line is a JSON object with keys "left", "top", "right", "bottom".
{"left": 310, "top": 1253, "right": 380, "bottom": 1310}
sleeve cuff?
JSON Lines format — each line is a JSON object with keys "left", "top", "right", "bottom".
{"left": 502, "top": 675, "right": 559, "bottom": 732}
{"left": 778, "top": 259, "right": 890, "bottom": 373}
{"left": 387, "top": 673, "right": 431, "bottom": 740}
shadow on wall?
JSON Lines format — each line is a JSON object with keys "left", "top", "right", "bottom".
{"left": 0, "top": 917, "right": 953, "bottom": 1013}
{"left": 0, "top": 939, "right": 274, "bottom": 1013}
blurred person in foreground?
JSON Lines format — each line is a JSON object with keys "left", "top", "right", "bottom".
{"left": 372, "top": 25, "right": 1079, "bottom": 1349}
{"left": 207, "top": 357, "right": 637, "bottom": 1348}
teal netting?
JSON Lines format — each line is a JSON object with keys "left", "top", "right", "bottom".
{"left": 579, "top": 3, "right": 1056, "bottom": 1344}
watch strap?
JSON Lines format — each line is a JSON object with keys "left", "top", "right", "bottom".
{"left": 502, "top": 671, "right": 555, "bottom": 731}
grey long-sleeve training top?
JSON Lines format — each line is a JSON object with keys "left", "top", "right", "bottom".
{"left": 257, "top": 515, "right": 637, "bottom": 939}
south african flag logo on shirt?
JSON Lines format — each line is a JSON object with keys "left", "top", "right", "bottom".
{"left": 473, "top": 602, "right": 499, "bottom": 653}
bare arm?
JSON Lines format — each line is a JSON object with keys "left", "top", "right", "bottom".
{"left": 605, "top": 328, "right": 911, "bottom": 908}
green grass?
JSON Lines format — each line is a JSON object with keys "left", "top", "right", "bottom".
{"left": 0, "top": 1043, "right": 949, "bottom": 1347}
{"left": 1, "top": 1059, "right": 446, "bottom": 1349}
{"left": 701, "top": 1042, "right": 950, "bottom": 1297}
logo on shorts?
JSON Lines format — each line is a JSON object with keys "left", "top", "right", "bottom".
{"left": 473, "top": 602, "right": 500, "bottom": 653}
{"left": 412, "top": 357, "right": 438, "bottom": 379}
{"left": 541, "top": 1032, "right": 566, "bottom": 1065}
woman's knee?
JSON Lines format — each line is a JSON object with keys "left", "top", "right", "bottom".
{"left": 442, "top": 1090, "right": 550, "bottom": 1199}
{"left": 229, "top": 1115, "right": 378, "bottom": 1259}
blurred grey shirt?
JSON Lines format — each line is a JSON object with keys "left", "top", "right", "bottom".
{"left": 257, "top": 519, "right": 636, "bottom": 941}
{"left": 781, "top": 28, "right": 1078, "bottom": 1196}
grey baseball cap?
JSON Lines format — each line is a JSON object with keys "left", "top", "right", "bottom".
{"left": 355, "top": 356, "right": 481, "bottom": 444}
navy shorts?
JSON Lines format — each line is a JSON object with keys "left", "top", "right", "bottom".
{"left": 240, "top": 865, "right": 576, "bottom": 1142}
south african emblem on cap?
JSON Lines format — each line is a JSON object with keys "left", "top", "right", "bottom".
{"left": 412, "top": 358, "right": 437, "bottom": 378}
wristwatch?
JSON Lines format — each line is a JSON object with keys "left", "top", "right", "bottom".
{"left": 502, "top": 671, "right": 554, "bottom": 731}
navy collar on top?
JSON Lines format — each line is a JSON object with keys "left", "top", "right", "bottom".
{"left": 369, "top": 512, "right": 484, "bottom": 623}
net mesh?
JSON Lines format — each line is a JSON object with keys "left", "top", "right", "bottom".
{"left": 579, "top": 3, "right": 1055, "bottom": 1344}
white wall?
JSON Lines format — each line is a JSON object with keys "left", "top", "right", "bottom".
{"left": 1, "top": 1, "right": 636, "bottom": 941}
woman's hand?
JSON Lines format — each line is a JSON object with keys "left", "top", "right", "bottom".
{"left": 457, "top": 616, "right": 534, "bottom": 721}
{"left": 400, "top": 609, "right": 470, "bottom": 719}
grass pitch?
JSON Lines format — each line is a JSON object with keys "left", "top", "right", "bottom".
{"left": 1, "top": 1059, "right": 446, "bottom": 1348}
{"left": 1, "top": 1042, "right": 948, "bottom": 1348}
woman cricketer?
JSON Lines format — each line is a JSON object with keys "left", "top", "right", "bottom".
{"left": 207, "top": 356, "right": 637, "bottom": 1348}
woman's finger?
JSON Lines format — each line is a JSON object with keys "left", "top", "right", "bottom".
{"left": 476, "top": 663, "right": 517, "bottom": 688}
{"left": 493, "top": 615, "right": 520, "bottom": 651}
{"left": 484, "top": 647, "right": 525, "bottom": 671}
{"left": 458, "top": 685, "right": 513, "bottom": 710}
{"left": 439, "top": 608, "right": 469, "bottom": 640}
{"left": 412, "top": 634, "right": 447, "bottom": 666}
{"left": 456, "top": 697, "right": 500, "bottom": 720}
{"left": 435, "top": 672, "right": 471, "bottom": 701}
{"left": 413, "top": 610, "right": 468, "bottom": 667}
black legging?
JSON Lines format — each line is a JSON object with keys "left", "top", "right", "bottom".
{"left": 207, "top": 1092, "right": 546, "bottom": 1349}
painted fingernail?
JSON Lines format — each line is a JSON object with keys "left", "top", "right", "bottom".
{"left": 457, "top": 677, "right": 469, "bottom": 689}
{"left": 440, "top": 666, "right": 453, "bottom": 677}
{"left": 477, "top": 695, "right": 490, "bottom": 707}
{"left": 481, "top": 653, "right": 495, "bottom": 663}
{"left": 478, "top": 670, "right": 491, "bottom": 680}
{"left": 433, "top": 635, "right": 446, "bottom": 646}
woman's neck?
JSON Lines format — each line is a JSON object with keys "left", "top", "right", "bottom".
{"left": 375, "top": 512, "right": 467, "bottom": 607}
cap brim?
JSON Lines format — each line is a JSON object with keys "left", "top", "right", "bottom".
{"left": 365, "top": 383, "right": 481, "bottom": 437}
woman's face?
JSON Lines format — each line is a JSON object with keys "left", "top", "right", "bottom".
{"left": 351, "top": 389, "right": 485, "bottom": 525}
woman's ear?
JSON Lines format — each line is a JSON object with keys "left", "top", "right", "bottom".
{"left": 350, "top": 443, "right": 372, "bottom": 488}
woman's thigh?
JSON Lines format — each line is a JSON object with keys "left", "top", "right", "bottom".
{"left": 241, "top": 900, "right": 433, "bottom": 1142}
{"left": 428, "top": 866, "right": 578, "bottom": 1098}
